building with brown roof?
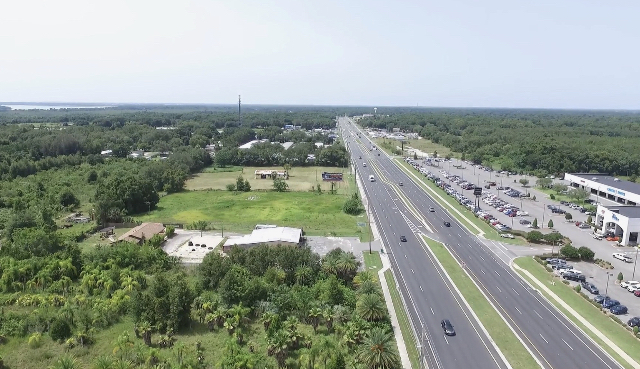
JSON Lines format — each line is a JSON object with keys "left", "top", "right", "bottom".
{"left": 117, "top": 222, "right": 165, "bottom": 245}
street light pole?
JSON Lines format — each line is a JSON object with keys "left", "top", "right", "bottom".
{"left": 633, "top": 247, "right": 639, "bottom": 280}
{"left": 368, "top": 200, "right": 372, "bottom": 254}
{"left": 605, "top": 272, "right": 612, "bottom": 296}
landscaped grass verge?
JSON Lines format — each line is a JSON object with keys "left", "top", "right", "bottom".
{"left": 362, "top": 252, "right": 419, "bottom": 369}
{"left": 394, "top": 159, "right": 524, "bottom": 245}
{"left": 423, "top": 237, "right": 539, "bottom": 369}
{"left": 514, "top": 257, "right": 640, "bottom": 369}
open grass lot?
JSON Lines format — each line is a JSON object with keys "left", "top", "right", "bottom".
{"left": 0, "top": 315, "right": 300, "bottom": 369}
{"left": 136, "top": 190, "right": 366, "bottom": 237}
{"left": 76, "top": 227, "right": 131, "bottom": 253}
{"left": 423, "top": 237, "right": 539, "bottom": 369}
{"left": 373, "top": 137, "right": 453, "bottom": 158}
{"left": 514, "top": 257, "right": 640, "bottom": 369}
{"left": 394, "top": 159, "right": 525, "bottom": 245}
{"left": 186, "top": 166, "right": 353, "bottom": 194}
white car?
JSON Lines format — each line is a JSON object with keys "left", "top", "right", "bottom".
{"left": 613, "top": 253, "right": 633, "bottom": 263}
{"left": 517, "top": 211, "right": 529, "bottom": 216}
{"left": 560, "top": 269, "right": 582, "bottom": 276}
{"left": 620, "top": 281, "right": 640, "bottom": 289}
{"left": 500, "top": 233, "right": 515, "bottom": 239}
{"left": 628, "top": 285, "right": 640, "bottom": 293}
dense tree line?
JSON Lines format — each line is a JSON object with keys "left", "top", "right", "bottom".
{"left": 360, "top": 109, "right": 640, "bottom": 177}
{"left": 0, "top": 231, "right": 401, "bottom": 369}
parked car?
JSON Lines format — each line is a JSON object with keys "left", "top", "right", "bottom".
{"left": 620, "top": 281, "right": 640, "bottom": 289}
{"left": 594, "top": 295, "right": 610, "bottom": 304}
{"left": 500, "top": 233, "right": 515, "bottom": 239}
{"left": 628, "top": 317, "right": 640, "bottom": 327}
{"left": 602, "top": 299, "right": 620, "bottom": 309}
{"left": 613, "top": 253, "right": 633, "bottom": 263}
{"left": 581, "top": 282, "right": 599, "bottom": 294}
{"left": 610, "top": 305, "right": 628, "bottom": 315}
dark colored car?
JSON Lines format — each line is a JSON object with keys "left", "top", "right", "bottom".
{"left": 628, "top": 317, "right": 640, "bottom": 327}
{"left": 400, "top": 236, "right": 407, "bottom": 242}
{"left": 399, "top": 182, "right": 403, "bottom": 186}
{"left": 441, "top": 319, "right": 455, "bottom": 336}
{"left": 581, "top": 282, "right": 599, "bottom": 295}
{"left": 519, "top": 219, "right": 531, "bottom": 225}
{"left": 610, "top": 305, "right": 628, "bottom": 315}
{"left": 594, "top": 295, "right": 610, "bottom": 304}
{"left": 444, "top": 221, "right": 451, "bottom": 227}
{"left": 602, "top": 299, "right": 620, "bottom": 309}
{"left": 563, "top": 273, "right": 585, "bottom": 282}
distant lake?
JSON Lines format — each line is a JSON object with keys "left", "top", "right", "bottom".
{"left": 1, "top": 104, "right": 114, "bottom": 110}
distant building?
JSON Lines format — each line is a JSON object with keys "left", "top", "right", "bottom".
{"left": 281, "top": 142, "right": 294, "bottom": 150}
{"left": 223, "top": 226, "right": 303, "bottom": 252}
{"left": 255, "top": 170, "right": 288, "bottom": 179}
{"left": 314, "top": 142, "right": 324, "bottom": 148}
{"left": 118, "top": 223, "right": 165, "bottom": 245}
{"left": 238, "top": 139, "right": 268, "bottom": 150}
{"left": 284, "top": 124, "right": 294, "bottom": 130}
{"left": 101, "top": 149, "right": 113, "bottom": 156}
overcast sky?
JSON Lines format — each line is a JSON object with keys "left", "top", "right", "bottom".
{"left": 1, "top": 0, "right": 639, "bottom": 109}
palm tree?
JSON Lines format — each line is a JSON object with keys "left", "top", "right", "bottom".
{"left": 295, "top": 266, "right": 314, "bottom": 286}
{"left": 356, "top": 327, "right": 401, "bottom": 369}
{"left": 353, "top": 271, "right": 376, "bottom": 287}
{"left": 57, "top": 259, "right": 77, "bottom": 279}
{"left": 357, "top": 280, "right": 381, "bottom": 297}
{"left": 229, "top": 303, "right": 251, "bottom": 328}
{"left": 298, "top": 345, "right": 321, "bottom": 369}
{"left": 308, "top": 307, "right": 323, "bottom": 334}
{"left": 140, "top": 321, "right": 153, "bottom": 346}
{"left": 224, "top": 316, "right": 239, "bottom": 335}
{"left": 120, "top": 276, "right": 140, "bottom": 293}
{"left": 205, "top": 313, "right": 216, "bottom": 331}
{"left": 214, "top": 308, "right": 227, "bottom": 328}
{"left": 261, "top": 311, "right": 278, "bottom": 332}
{"left": 316, "top": 337, "right": 336, "bottom": 369}
{"left": 322, "top": 306, "right": 335, "bottom": 332}
{"left": 335, "top": 252, "right": 359, "bottom": 282}
{"left": 267, "top": 330, "right": 290, "bottom": 369}
{"left": 356, "top": 294, "right": 387, "bottom": 322}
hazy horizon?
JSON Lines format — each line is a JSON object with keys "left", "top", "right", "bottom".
{"left": 2, "top": 0, "right": 639, "bottom": 110}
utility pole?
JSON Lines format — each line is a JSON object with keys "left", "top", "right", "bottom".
{"left": 633, "top": 247, "right": 639, "bottom": 280}
{"left": 368, "top": 199, "right": 372, "bottom": 254}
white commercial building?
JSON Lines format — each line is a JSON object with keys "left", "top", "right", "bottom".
{"left": 595, "top": 205, "right": 640, "bottom": 246}
{"left": 222, "top": 226, "right": 302, "bottom": 252}
{"left": 564, "top": 173, "right": 640, "bottom": 205}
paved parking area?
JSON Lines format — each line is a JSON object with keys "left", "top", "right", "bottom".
{"left": 550, "top": 260, "right": 640, "bottom": 320}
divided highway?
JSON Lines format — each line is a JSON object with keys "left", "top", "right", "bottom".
{"left": 346, "top": 126, "right": 508, "bottom": 369}
{"left": 341, "top": 117, "right": 623, "bottom": 369}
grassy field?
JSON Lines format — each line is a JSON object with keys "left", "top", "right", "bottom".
{"left": 394, "top": 159, "right": 525, "bottom": 245}
{"left": 76, "top": 227, "right": 131, "bottom": 253}
{"left": 136, "top": 190, "right": 367, "bottom": 237}
{"left": 514, "top": 257, "right": 640, "bottom": 369}
{"left": 423, "top": 237, "right": 540, "bottom": 369}
{"left": 374, "top": 137, "right": 453, "bottom": 158}
{"left": 187, "top": 166, "right": 353, "bottom": 194}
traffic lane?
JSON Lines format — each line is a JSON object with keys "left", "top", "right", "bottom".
{"left": 383, "top": 205, "right": 505, "bottom": 369}
{"left": 454, "top": 242, "right": 597, "bottom": 369}
{"left": 370, "top": 156, "right": 622, "bottom": 368}
{"left": 451, "top": 236, "right": 622, "bottom": 369}
{"left": 360, "top": 168, "right": 505, "bottom": 369}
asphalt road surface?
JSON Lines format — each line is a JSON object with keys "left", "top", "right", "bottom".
{"left": 340, "top": 117, "right": 623, "bottom": 369}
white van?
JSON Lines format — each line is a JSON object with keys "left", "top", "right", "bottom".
{"left": 369, "top": 175, "right": 375, "bottom": 182}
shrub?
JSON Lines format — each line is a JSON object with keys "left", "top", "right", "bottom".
{"left": 618, "top": 272, "right": 624, "bottom": 282}
{"left": 532, "top": 218, "right": 538, "bottom": 228}
{"left": 533, "top": 256, "right": 544, "bottom": 265}
{"left": 562, "top": 280, "right": 570, "bottom": 285}
{"left": 226, "top": 183, "right": 236, "bottom": 192}
{"left": 574, "top": 285, "right": 581, "bottom": 293}
{"left": 165, "top": 225, "right": 175, "bottom": 237}
{"left": 526, "top": 230, "right": 543, "bottom": 243}
{"left": 343, "top": 193, "right": 364, "bottom": 216}
{"left": 28, "top": 332, "right": 43, "bottom": 348}
{"left": 565, "top": 213, "right": 573, "bottom": 221}
{"left": 548, "top": 219, "right": 554, "bottom": 228}
{"left": 50, "top": 319, "right": 72, "bottom": 342}
{"left": 550, "top": 194, "right": 555, "bottom": 200}
{"left": 587, "top": 215, "right": 593, "bottom": 224}
{"left": 634, "top": 326, "right": 639, "bottom": 335}
{"left": 545, "top": 265, "right": 554, "bottom": 272}
{"left": 560, "top": 245, "right": 580, "bottom": 259}
{"left": 533, "top": 195, "right": 537, "bottom": 201}
{"left": 578, "top": 246, "right": 595, "bottom": 261}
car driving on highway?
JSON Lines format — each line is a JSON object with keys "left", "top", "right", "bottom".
{"left": 429, "top": 207, "right": 435, "bottom": 212}
{"left": 441, "top": 319, "right": 455, "bottom": 336}
{"left": 400, "top": 235, "right": 407, "bottom": 242}
{"left": 444, "top": 221, "right": 451, "bottom": 227}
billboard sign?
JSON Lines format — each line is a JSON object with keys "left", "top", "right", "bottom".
{"left": 322, "top": 172, "right": 343, "bottom": 181}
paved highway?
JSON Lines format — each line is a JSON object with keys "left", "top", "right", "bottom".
{"left": 345, "top": 125, "right": 509, "bottom": 369}
{"left": 340, "top": 117, "right": 623, "bottom": 369}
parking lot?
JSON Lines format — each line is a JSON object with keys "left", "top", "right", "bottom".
{"left": 405, "top": 156, "right": 640, "bottom": 322}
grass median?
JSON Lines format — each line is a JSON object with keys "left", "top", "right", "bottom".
{"left": 395, "top": 159, "right": 525, "bottom": 245}
{"left": 362, "top": 252, "right": 420, "bottom": 369}
{"left": 423, "top": 236, "right": 539, "bottom": 369}
{"left": 514, "top": 257, "right": 640, "bottom": 369}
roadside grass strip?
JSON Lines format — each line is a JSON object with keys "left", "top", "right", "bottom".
{"left": 423, "top": 237, "right": 540, "bottom": 369}
{"left": 395, "top": 159, "right": 524, "bottom": 245}
{"left": 384, "top": 269, "right": 421, "bottom": 369}
{"left": 363, "top": 252, "right": 420, "bottom": 369}
{"left": 514, "top": 257, "right": 640, "bottom": 369}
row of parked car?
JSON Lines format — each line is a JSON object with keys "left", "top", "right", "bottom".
{"left": 546, "top": 258, "right": 629, "bottom": 315}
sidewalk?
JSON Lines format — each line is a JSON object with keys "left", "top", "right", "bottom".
{"left": 379, "top": 252, "right": 413, "bottom": 369}
{"left": 512, "top": 262, "right": 640, "bottom": 369}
